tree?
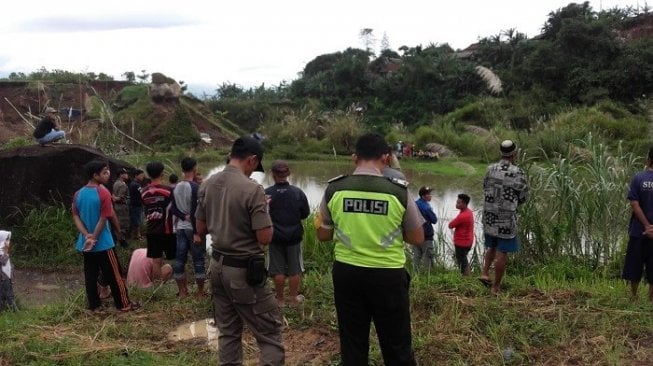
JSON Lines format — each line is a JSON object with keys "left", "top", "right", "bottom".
{"left": 380, "top": 32, "right": 391, "bottom": 51}
{"left": 8, "top": 72, "right": 27, "bottom": 80}
{"left": 216, "top": 83, "right": 245, "bottom": 99}
{"left": 359, "top": 28, "right": 377, "bottom": 55}
{"left": 290, "top": 48, "right": 372, "bottom": 108}
{"left": 137, "top": 69, "right": 150, "bottom": 83}
{"left": 97, "top": 73, "right": 113, "bottom": 81}
{"left": 122, "top": 71, "right": 136, "bottom": 82}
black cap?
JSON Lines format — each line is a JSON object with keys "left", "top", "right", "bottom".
{"left": 500, "top": 140, "right": 517, "bottom": 157}
{"left": 418, "top": 186, "right": 432, "bottom": 197}
{"left": 118, "top": 167, "right": 129, "bottom": 175}
{"left": 231, "top": 136, "right": 264, "bottom": 172}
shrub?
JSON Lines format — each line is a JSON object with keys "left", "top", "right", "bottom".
{"left": 442, "top": 97, "right": 505, "bottom": 129}
{"left": 413, "top": 125, "right": 440, "bottom": 148}
{"left": 158, "top": 107, "right": 200, "bottom": 149}
{"left": 325, "top": 113, "right": 362, "bottom": 154}
{"left": 112, "top": 85, "right": 148, "bottom": 110}
{"left": 526, "top": 104, "right": 649, "bottom": 158}
{"left": 417, "top": 120, "right": 506, "bottom": 161}
{"left": 1, "top": 137, "right": 31, "bottom": 150}
{"left": 85, "top": 96, "right": 104, "bottom": 119}
{"left": 10, "top": 205, "right": 78, "bottom": 270}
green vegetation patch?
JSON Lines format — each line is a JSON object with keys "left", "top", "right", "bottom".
{"left": 158, "top": 106, "right": 200, "bottom": 148}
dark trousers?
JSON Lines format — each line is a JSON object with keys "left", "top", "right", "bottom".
{"left": 454, "top": 246, "right": 471, "bottom": 274}
{"left": 83, "top": 249, "right": 130, "bottom": 310}
{"left": 98, "top": 252, "right": 127, "bottom": 286}
{"left": 332, "top": 261, "right": 416, "bottom": 366}
{"left": 0, "top": 278, "right": 17, "bottom": 311}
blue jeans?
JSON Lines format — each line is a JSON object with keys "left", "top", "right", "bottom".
{"left": 173, "top": 229, "right": 206, "bottom": 280}
{"left": 36, "top": 130, "right": 65, "bottom": 144}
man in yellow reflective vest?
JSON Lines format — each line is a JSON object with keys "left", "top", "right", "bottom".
{"left": 316, "top": 133, "right": 424, "bottom": 366}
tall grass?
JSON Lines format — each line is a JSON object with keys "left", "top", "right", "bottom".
{"left": 10, "top": 205, "right": 78, "bottom": 269}
{"left": 302, "top": 211, "right": 334, "bottom": 273}
{"left": 517, "top": 135, "right": 640, "bottom": 270}
{"left": 7, "top": 204, "right": 133, "bottom": 271}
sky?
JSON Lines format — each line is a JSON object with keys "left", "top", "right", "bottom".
{"left": 0, "top": 0, "right": 644, "bottom": 95}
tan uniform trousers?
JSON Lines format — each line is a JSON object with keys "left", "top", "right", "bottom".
{"left": 210, "top": 256, "right": 284, "bottom": 365}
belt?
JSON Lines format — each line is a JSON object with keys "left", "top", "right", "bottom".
{"left": 211, "top": 251, "right": 249, "bottom": 268}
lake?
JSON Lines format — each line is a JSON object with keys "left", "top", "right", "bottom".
{"left": 207, "top": 160, "right": 487, "bottom": 267}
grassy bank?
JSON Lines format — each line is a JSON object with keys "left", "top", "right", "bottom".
{"left": 0, "top": 264, "right": 651, "bottom": 365}
{"left": 2, "top": 210, "right": 651, "bottom": 365}
{"left": 2, "top": 218, "right": 652, "bottom": 365}
{"left": 2, "top": 141, "right": 651, "bottom": 364}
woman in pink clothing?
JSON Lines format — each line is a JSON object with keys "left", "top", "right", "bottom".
{"left": 126, "top": 248, "right": 172, "bottom": 288}
{"left": 449, "top": 194, "right": 474, "bottom": 276}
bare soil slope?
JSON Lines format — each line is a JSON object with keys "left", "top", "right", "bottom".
{"left": 0, "top": 80, "right": 237, "bottom": 149}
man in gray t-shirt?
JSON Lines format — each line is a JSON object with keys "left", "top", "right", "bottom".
{"left": 170, "top": 157, "right": 204, "bottom": 299}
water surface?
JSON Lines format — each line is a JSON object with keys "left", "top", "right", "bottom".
{"left": 207, "top": 161, "right": 487, "bottom": 267}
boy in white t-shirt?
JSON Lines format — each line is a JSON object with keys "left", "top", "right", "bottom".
{"left": 0, "top": 230, "right": 17, "bottom": 311}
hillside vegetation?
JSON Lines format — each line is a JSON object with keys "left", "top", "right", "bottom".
{"left": 205, "top": 2, "right": 652, "bottom": 160}
{"left": 1, "top": 3, "right": 650, "bottom": 160}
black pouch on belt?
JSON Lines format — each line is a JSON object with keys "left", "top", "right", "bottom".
{"left": 246, "top": 256, "right": 267, "bottom": 287}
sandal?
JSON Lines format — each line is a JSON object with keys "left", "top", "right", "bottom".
{"left": 478, "top": 278, "right": 493, "bottom": 288}
{"left": 120, "top": 301, "right": 141, "bottom": 312}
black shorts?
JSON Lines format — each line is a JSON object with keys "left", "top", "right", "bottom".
{"left": 146, "top": 233, "right": 176, "bottom": 260}
{"left": 622, "top": 236, "right": 653, "bottom": 283}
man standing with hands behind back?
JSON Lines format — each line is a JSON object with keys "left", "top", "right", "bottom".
{"left": 622, "top": 146, "right": 653, "bottom": 302}
{"left": 316, "top": 133, "right": 424, "bottom": 366}
{"left": 195, "top": 136, "right": 284, "bottom": 365}
{"left": 265, "top": 160, "right": 310, "bottom": 307}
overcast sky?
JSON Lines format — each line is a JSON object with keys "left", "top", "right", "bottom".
{"left": 0, "top": 0, "right": 643, "bottom": 95}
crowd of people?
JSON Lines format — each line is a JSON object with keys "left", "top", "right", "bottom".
{"left": 5, "top": 128, "right": 652, "bottom": 365}
{"left": 394, "top": 140, "right": 439, "bottom": 160}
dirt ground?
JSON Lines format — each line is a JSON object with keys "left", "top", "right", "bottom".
{"left": 11, "top": 269, "right": 340, "bottom": 364}
{"left": 12, "top": 268, "right": 84, "bottom": 308}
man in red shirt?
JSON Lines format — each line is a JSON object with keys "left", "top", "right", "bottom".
{"left": 448, "top": 194, "right": 474, "bottom": 276}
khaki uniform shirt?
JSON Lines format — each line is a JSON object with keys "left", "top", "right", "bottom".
{"left": 113, "top": 180, "right": 128, "bottom": 204}
{"left": 196, "top": 165, "right": 272, "bottom": 258}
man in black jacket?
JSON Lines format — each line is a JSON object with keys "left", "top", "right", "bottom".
{"left": 265, "top": 160, "right": 310, "bottom": 307}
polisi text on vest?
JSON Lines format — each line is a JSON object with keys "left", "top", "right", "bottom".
{"left": 343, "top": 198, "right": 388, "bottom": 215}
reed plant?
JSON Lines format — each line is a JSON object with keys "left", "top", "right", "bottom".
{"left": 517, "top": 135, "right": 640, "bottom": 269}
